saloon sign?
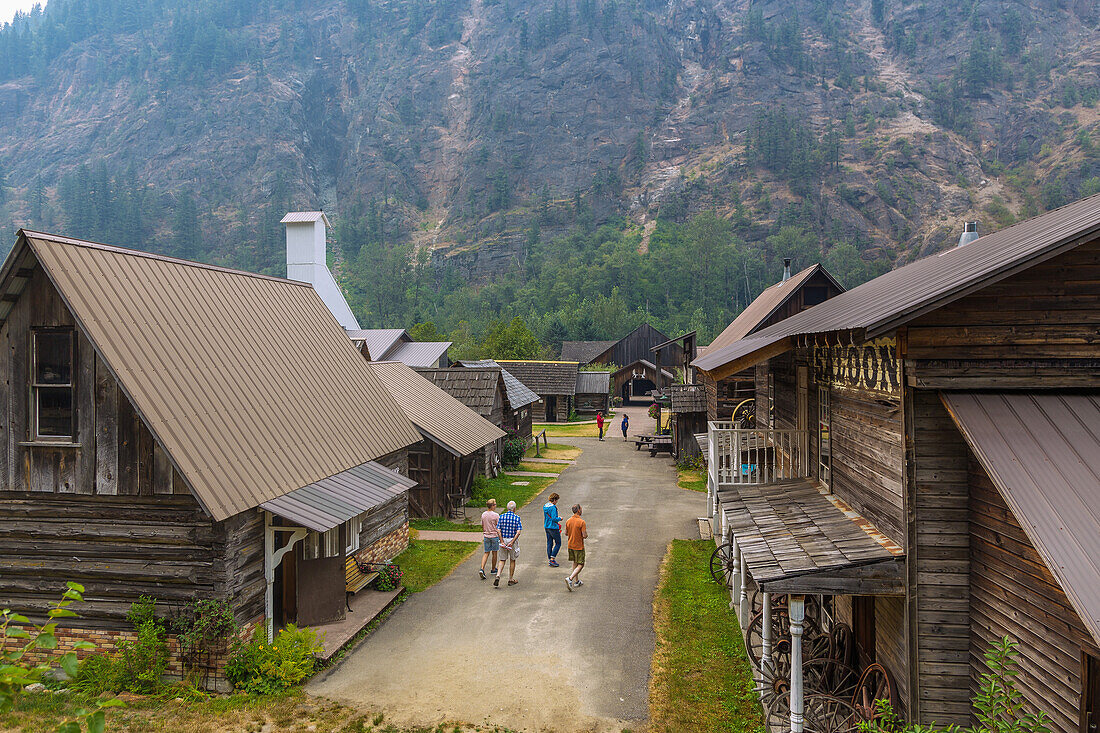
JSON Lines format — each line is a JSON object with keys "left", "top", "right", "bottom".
{"left": 813, "top": 337, "right": 900, "bottom": 394}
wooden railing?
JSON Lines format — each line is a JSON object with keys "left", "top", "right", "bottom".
{"left": 708, "top": 422, "right": 810, "bottom": 487}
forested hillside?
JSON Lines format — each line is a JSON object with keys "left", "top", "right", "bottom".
{"left": 1, "top": 0, "right": 1099, "bottom": 349}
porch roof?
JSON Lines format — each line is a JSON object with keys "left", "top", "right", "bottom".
{"left": 719, "top": 478, "right": 904, "bottom": 594}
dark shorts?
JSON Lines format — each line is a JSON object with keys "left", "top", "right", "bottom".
{"left": 568, "top": 548, "right": 585, "bottom": 565}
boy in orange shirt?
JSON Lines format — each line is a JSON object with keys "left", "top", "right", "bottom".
{"left": 564, "top": 504, "right": 587, "bottom": 591}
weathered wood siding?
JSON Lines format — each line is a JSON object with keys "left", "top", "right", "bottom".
{"left": 876, "top": 595, "right": 910, "bottom": 714}
{"left": 969, "top": 458, "right": 1099, "bottom": 733}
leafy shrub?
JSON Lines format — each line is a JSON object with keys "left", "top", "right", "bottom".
{"left": 375, "top": 563, "right": 404, "bottom": 592}
{"left": 73, "top": 596, "right": 168, "bottom": 695}
{"left": 501, "top": 429, "right": 526, "bottom": 468}
{"left": 225, "top": 625, "right": 322, "bottom": 695}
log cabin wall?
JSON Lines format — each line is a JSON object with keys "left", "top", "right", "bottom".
{"left": 968, "top": 457, "right": 1100, "bottom": 733}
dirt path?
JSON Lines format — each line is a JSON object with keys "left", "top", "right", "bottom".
{"left": 308, "top": 428, "right": 700, "bottom": 732}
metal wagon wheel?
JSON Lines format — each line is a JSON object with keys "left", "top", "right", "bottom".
{"left": 805, "top": 694, "right": 862, "bottom": 733}
{"left": 732, "top": 398, "right": 756, "bottom": 428}
{"left": 709, "top": 542, "right": 737, "bottom": 587}
{"left": 851, "top": 663, "right": 896, "bottom": 723}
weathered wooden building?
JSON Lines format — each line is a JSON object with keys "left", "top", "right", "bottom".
{"left": 0, "top": 230, "right": 424, "bottom": 660}
{"left": 574, "top": 371, "right": 611, "bottom": 414}
{"left": 563, "top": 323, "right": 684, "bottom": 403}
{"left": 698, "top": 262, "right": 843, "bottom": 424}
{"left": 415, "top": 366, "right": 508, "bottom": 475}
{"left": 694, "top": 196, "right": 1100, "bottom": 732}
{"left": 494, "top": 360, "right": 579, "bottom": 422}
{"left": 456, "top": 359, "right": 540, "bottom": 445}
{"left": 662, "top": 383, "right": 707, "bottom": 460}
{"left": 370, "top": 361, "right": 505, "bottom": 517}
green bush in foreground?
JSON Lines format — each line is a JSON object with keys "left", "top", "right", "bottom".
{"left": 224, "top": 625, "right": 322, "bottom": 695}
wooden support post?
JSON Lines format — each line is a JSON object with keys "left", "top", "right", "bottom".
{"left": 739, "top": 555, "right": 750, "bottom": 626}
{"left": 264, "top": 511, "right": 307, "bottom": 643}
{"left": 730, "top": 537, "right": 741, "bottom": 610}
{"left": 762, "top": 592, "right": 773, "bottom": 672}
{"left": 789, "top": 594, "right": 806, "bottom": 733}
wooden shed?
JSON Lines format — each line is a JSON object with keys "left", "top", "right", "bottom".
{"left": 574, "top": 370, "right": 611, "bottom": 414}
{"left": 694, "top": 195, "right": 1100, "bottom": 732}
{"left": 369, "top": 361, "right": 505, "bottom": 517}
{"left": 494, "top": 360, "right": 579, "bottom": 422}
{"left": 663, "top": 383, "right": 707, "bottom": 460}
{"left": 0, "top": 230, "right": 423, "bottom": 671}
{"left": 415, "top": 366, "right": 507, "bottom": 475}
{"left": 456, "top": 359, "right": 540, "bottom": 445}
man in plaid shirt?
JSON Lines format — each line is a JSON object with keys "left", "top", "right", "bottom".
{"left": 494, "top": 500, "right": 524, "bottom": 588}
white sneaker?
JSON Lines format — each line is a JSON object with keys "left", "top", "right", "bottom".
{"left": 565, "top": 577, "right": 573, "bottom": 592}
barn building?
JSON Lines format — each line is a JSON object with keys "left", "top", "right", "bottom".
{"left": 0, "top": 230, "right": 424, "bottom": 669}
{"left": 693, "top": 196, "right": 1100, "bottom": 732}
{"left": 563, "top": 323, "right": 683, "bottom": 404}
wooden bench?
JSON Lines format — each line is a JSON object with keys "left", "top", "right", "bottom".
{"left": 345, "top": 556, "right": 379, "bottom": 610}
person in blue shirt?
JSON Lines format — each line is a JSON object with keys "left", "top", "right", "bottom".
{"left": 621, "top": 413, "right": 629, "bottom": 441}
{"left": 543, "top": 493, "right": 563, "bottom": 567}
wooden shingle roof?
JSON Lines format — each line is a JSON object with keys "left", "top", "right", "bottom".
{"left": 496, "top": 360, "right": 579, "bottom": 396}
{"left": 415, "top": 367, "right": 501, "bottom": 419}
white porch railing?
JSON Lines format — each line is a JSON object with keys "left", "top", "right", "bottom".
{"left": 706, "top": 422, "right": 811, "bottom": 524}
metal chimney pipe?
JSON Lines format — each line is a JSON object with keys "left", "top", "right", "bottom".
{"left": 782, "top": 258, "right": 792, "bottom": 282}
{"left": 957, "top": 221, "right": 979, "bottom": 247}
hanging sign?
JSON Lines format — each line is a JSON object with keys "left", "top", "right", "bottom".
{"left": 813, "top": 337, "right": 900, "bottom": 394}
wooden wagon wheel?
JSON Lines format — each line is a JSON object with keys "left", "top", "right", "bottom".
{"left": 769, "top": 620, "right": 829, "bottom": 680}
{"left": 851, "top": 663, "right": 896, "bottom": 723}
{"left": 709, "top": 542, "right": 737, "bottom": 587}
{"left": 828, "top": 623, "right": 856, "bottom": 668}
{"left": 732, "top": 398, "right": 755, "bottom": 428}
{"left": 805, "top": 694, "right": 862, "bottom": 733}
{"left": 744, "top": 610, "right": 782, "bottom": 670}
{"left": 804, "top": 658, "right": 860, "bottom": 698}
{"left": 765, "top": 686, "right": 792, "bottom": 731}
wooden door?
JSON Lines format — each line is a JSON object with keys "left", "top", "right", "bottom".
{"left": 279, "top": 551, "right": 297, "bottom": 626}
{"left": 853, "top": 596, "right": 876, "bottom": 669}
{"left": 797, "top": 366, "right": 809, "bottom": 430}
{"left": 1084, "top": 653, "right": 1100, "bottom": 733}
{"left": 546, "top": 395, "right": 557, "bottom": 422}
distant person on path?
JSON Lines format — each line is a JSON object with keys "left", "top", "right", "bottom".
{"left": 495, "top": 500, "right": 523, "bottom": 587}
{"left": 479, "top": 499, "right": 500, "bottom": 580}
{"left": 544, "top": 492, "right": 563, "bottom": 567}
{"left": 564, "top": 504, "right": 587, "bottom": 591}
{"left": 621, "top": 413, "right": 629, "bottom": 441}
{"left": 596, "top": 411, "right": 605, "bottom": 441}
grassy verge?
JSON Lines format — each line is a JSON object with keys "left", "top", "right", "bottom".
{"left": 469, "top": 473, "right": 557, "bottom": 509}
{"left": 515, "top": 461, "right": 566, "bottom": 474}
{"left": 409, "top": 516, "right": 482, "bottom": 533}
{"left": 678, "top": 467, "right": 707, "bottom": 492}
{"left": 524, "top": 443, "right": 581, "bottom": 460}
{"left": 393, "top": 539, "right": 478, "bottom": 593}
{"left": 649, "top": 540, "right": 764, "bottom": 733}
{"left": 1, "top": 689, "right": 519, "bottom": 732}
{"left": 534, "top": 422, "right": 599, "bottom": 437}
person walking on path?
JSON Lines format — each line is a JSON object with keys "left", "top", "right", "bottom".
{"left": 495, "top": 501, "right": 523, "bottom": 587}
{"left": 596, "top": 411, "right": 605, "bottom": 441}
{"left": 564, "top": 504, "right": 587, "bottom": 591}
{"left": 621, "top": 413, "right": 629, "bottom": 441}
{"left": 479, "top": 499, "right": 500, "bottom": 580}
{"left": 544, "top": 493, "right": 563, "bottom": 567}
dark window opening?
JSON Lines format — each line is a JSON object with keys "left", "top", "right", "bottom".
{"left": 32, "top": 329, "right": 75, "bottom": 440}
{"left": 803, "top": 285, "right": 829, "bottom": 306}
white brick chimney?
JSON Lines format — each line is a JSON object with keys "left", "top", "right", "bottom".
{"left": 281, "top": 211, "right": 361, "bottom": 330}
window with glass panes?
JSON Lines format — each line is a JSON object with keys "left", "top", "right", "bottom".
{"left": 32, "top": 329, "right": 75, "bottom": 441}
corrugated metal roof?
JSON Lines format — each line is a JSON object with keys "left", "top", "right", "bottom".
{"left": 385, "top": 340, "right": 451, "bottom": 367}
{"left": 560, "top": 340, "right": 617, "bottom": 363}
{"left": 280, "top": 211, "right": 331, "bottom": 227}
{"left": 707, "top": 264, "right": 837, "bottom": 353}
{"left": 575, "top": 371, "right": 610, "bottom": 395}
{"left": 695, "top": 193, "right": 1100, "bottom": 372}
{"left": 942, "top": 392, "right": 1100, "bottom": 648}
{"left": 459, "top": 360, "right": 540, "bottom": 408}
{"left": 415, "top": 367, "right": 500, "bottom": 418}
{"left": 368, "top": 361, "right": 505, "bottom": 455}
{"left": 496, "top": 360, "right": 579, "bottom": 396}
{"left": 17, "top": 231, "right": 422, "bottom": 521}
{"left": 348, "top": 328, "right": 407, "bottom": 361}
{"left": 261, "top": 460, "right": 417, "bottom": 532}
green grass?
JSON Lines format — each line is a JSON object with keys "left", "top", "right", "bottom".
{"left": 678, "top": 467, "right": 707, "bottom": 492}
{"left": 534, "top": 422, "right": 599, "bottom": 437}
{"left": 515, "top": 461, "right": 566, "bottom": 473}
{"left": 409, "top": 516, "right": 482, "bottom": 533}
{"left": 649, "top": 540, "right": 764, "bottom": 733}
{"left": 392, "top": 539, "right": 477, "bottom": 593}
{"left": 468, "top": 473, "right": 557, "bottom": 509}
{"left": 524, "top": 442, "right": 581, "bottom": 460}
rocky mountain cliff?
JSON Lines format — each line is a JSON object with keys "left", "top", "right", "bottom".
{"left": 1, "top": 0, "right": 1100, "bottom": 288}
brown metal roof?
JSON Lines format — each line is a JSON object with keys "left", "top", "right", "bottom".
{"left": 15, "top": 231, "right": 423, "bottom": 521}
{"left": 695, "top": 193, "right": 1100, "bottom": 372}
{"left": 495, "top": 360, "right": 579, "bottom": 396}
{"left": 942, "top": 392, "right": 1100, "bottom": 647}
{"left": 261, "top": 460, "right": 417, "bottom": 532}
{"left": 719, "top": 478, "right": 904, "bottom": 593}
{"left": 368, "top": 361, "right": 505, "bottom": 455}
{"left": 560, "top": 340, "right": 617, "bottom": 363}
{"left": 706, "top": 264, "right": 836, "bottom": 353}
{"left": 415, "top": 367, "right": 501, "bottom": 419}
